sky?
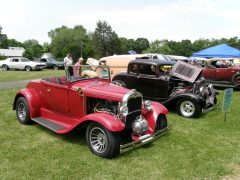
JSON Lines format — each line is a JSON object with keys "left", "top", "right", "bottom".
{"left": 1, "top": 0, "right": 240, "bottom": 45}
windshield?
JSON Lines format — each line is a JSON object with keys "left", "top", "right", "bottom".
{"left": 48, "top": 58, "right": 56, "bottom": 62}
{"left": 66, "top": 65, "right": 110, "bottom": 82}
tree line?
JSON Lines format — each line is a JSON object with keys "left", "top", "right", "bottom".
{"left": 1, "top": 21, "right": 240, "bottom": 61}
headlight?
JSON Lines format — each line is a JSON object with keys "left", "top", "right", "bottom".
{"left": 144, "top": 100, "right": 152, "bottom": 111}
{"left": 120, "top": 105, "right": 128, "bottom": 117}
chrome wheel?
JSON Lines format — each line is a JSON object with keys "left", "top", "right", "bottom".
{"left": 25, "top": 66, "right": 32, "bottom": 71}
{"left": 177, "top": 98, "right": 202, "bottom": 118}
{"left": 16, "top": 97, "right": 32, "bottom": 124}
{"left": 53, "top": 64, "right": 59, "bottom": 70}
{"left": 86, "top": 122, "right": 120, "bottom": 158}
{"left": 18, "top": 102, "right": 27, "bottom": 121}
{"left": 179, "top": 100, "right": 195, "bottom": 117}
{"left": 89, "top": 127, "right": 107, "bottom": 153}
{"left": 2, "top": 64, "right": 9, "bottom": 70}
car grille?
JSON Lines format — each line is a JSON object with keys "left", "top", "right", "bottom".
{"left": 122, "top": 90, "right": 142, "bottom": 130}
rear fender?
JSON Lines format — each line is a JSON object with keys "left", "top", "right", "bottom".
{"left": 13, "top": 89, "right": 41, "bottom": 118}
{"left": 142, "top": 101, "right": 169, "bottom": 130}
{"left": 80, "top": 113, "right": 125, "bottom": 132}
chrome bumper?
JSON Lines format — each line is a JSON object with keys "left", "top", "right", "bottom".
{"left": 202, "top": 103, "right": 220, "bottom": 113}
{"left": 120, "top": 124, "right": 173, "bottom": 154}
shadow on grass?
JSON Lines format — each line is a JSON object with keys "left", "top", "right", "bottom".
{"left": 34, "top": 124, "right": 87, "bottom": 145}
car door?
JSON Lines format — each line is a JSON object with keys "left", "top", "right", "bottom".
{"left": 41, "top": 81, "right": 69, "bottom": 114}
{"left": 202, "top": 68, "right": 216, "bottom": 80}
{"left": 215, "top": 67, "right": 238, "bottom": 81}
{"left": 9, "top": 59, "right": 20, "bottom": 69}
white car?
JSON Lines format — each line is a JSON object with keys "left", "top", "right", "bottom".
{"left": 0, "top": 57, "right": 46, "bottom": 71}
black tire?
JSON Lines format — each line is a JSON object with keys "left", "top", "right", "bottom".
{"left": 176, "top": 98, "right": 202, "bottom": 118}
{"left": 231, "top": 73, "right": 240, "bottom": 85}
{"left": 16, "top": 97, "right": 32, "bottom": 124}
{"left": 155, "top": 114, "right": 167, "bottom": 132}
{"left": 25, "top": 66, "right": 32, "bottom": 71}
{"left": 2, "top": 64, "right": 9, "bottom": 70}
{"left": 53, "top": 64, "right": 59, "bottom": 70}
{"left": 111, "top": 80, "right": 126, "bottom": 87}
{"left": 86, "top": 122, "right": 121, "bottom": 158}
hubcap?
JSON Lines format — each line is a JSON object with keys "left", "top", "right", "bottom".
{"left": 235, "top": 77, "right": 240, "bottom": 84}
{"left": 18, "top": 103, "right": 26, "bottom": 121}
{"left": 90, "top": 127, "right": 107, "bottom": 153}
{"left": 180, "top": 101, "right": 195, "bottom": 117}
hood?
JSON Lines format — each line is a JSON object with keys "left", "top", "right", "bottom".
{"left": 72, "top": 80, "right": 131, "bottom": 102}
{"left": 170, "top": 60, "right": 202, "bottom": 83}
{"left": 31, "top": 61, "right": 46, "bottom": 65}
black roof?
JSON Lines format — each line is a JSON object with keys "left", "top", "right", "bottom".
{"left": 129, "top": 59, "right": 174, "bottom": 65}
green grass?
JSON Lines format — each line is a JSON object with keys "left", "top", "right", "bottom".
{"left": 0, "top": 69, "right": 65, "bottom": 82}
{"left": 0, "top": 72, "right": 240, "bottom": 179}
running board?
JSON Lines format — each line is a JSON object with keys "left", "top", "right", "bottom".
{"left": 32, "top": 117, "right": 67, "bottom": 131}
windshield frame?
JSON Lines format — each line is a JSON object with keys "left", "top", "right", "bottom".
{"left": 66, "top": 65, "right": 111, "bottom": 83}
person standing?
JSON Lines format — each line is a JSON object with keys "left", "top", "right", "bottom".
{"left": 74, "top": 58, "right": 84, "bottom": 75}
{"left": 64, "top": 53, "right": 73, "bottom": 76}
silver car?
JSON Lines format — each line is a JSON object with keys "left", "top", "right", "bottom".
{"left": 0, "top": 57, "right": 46, "bottom": 71}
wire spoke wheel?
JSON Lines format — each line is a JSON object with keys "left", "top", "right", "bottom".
{"left": 90, "top": 127, "right": 108, "bottom": 153}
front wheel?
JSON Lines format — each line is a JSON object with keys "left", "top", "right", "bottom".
{"left": 16, "top": 97, "right": 32, "bottom": 124}
{"left": 53, "top": 64, "right": 59, "bottom": 70}
{"left": 231, "top": 73, "right": 240, "bottom": 85}
{"left": 2, "top": 64, "right": 9, "bottom": 70}
{"left": 176, "top": 98, "right": 202, "bottom": 118}
{"left": 86, "top": 122, "right": 121, "bottom": 158}
{"left": 25, "top": 66, "right": 32, "bottom": 71}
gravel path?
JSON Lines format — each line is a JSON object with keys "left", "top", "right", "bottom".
{"left": 0, "top": 79, "right": 32, "bottom": 89}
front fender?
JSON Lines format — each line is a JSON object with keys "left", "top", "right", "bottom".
{"left": 13, "top": 88, "right": 41, "bottom": 118}
{"left": 163, "top": 92, "right": 204, "bottom": 106}
{"left": 80, "top": 113, "right": 125, "bottom": 132}
{"left": 142, "top": 101, "right": 169, "bottom": 131}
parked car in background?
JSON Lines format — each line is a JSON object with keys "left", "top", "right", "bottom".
{"left": 0, "top": 57, "right": 46, "bottom": 71}
{"left": 91, "top": 54, "right": 150, "bottom": 79}
{"left": 202, "top": 58, "right": 240, "bottom": 87}
{"left": 13, "top": 64, "right": 172, "bottom": 158}
{"left": 33, "top": 58, "right": 64, "bottom": 70}
{"left": 112, "top": 60, "right": 219, "bottom": 118}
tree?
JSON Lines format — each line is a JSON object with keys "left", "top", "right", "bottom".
{"left": 49, "top": 25, "right": 91, "bottom": 61}
{"left": 93, "top": 20, "right": 121, "bottom": 58}
{"left": 0, "top": 26, "right": 8, "bottom": 48}
{"left": 134, "top": 38, "right": 150, "bottom": 54}
{"left": 23, "top": 39, "right": 39, "bottom": 49}
{"left": 7, "top": 39, "right": 23, "bottom": 47}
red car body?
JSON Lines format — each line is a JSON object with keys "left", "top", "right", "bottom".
{"left": 202, "top": 58, "right": 240, "bottom": 87}
{"left": 13, "top": 65, "right": 172, "bottom": 158}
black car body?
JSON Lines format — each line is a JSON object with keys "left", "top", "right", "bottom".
{"left": 112, "top": 59, "right": 219, "bottom": 118}
{"left": 34, "top": 58, "right": 64, "bottom": 70}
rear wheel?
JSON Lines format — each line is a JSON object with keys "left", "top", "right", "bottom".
{"left": 25, "top": 66, "right": 32, "bottom": 71}
{"left": 231, "top": 73, "right": 240, "bottom": 85}
{"left": 2, "top": 64, "right": 9, "bottom": 70}
{"left": 16, "top": 97, "right": 32, "bottom": 124}
{"left": 177, "top": 98, "right": 202, "bottom": 118}
{"left": 86, "top": 122, "right": 120, "bottom": 158}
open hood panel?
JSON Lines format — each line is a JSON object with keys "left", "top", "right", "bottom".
{"left": 170, "top": 60, "right": 202, "bottom": 83}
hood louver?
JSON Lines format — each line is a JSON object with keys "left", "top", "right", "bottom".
{"left": 170, "top": 60, "right": 202, "bottom": 83}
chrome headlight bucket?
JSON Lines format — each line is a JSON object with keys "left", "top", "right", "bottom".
{"left": 119, "top": 105, "right": 128, "bottom": 117}
{"left": 144, "top": 100, "right": 152, "bottom": 111}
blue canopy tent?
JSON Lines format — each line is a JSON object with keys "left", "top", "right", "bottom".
{"left": 192, "top": 44, "right": 240, "bottom": 58}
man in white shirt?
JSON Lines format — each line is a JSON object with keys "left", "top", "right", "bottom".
{"left": 64, "top": 53, "right": 73, "bottom": 76}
